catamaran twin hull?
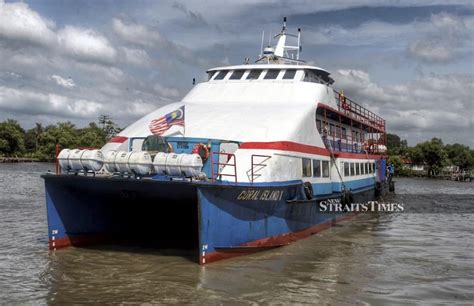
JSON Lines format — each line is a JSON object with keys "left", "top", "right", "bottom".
{"left": 43, "top": 171, "right": 388, "bottom": 265}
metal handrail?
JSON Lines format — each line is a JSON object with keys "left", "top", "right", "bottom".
{"left": 211, "top": 152, "right": 237, "bottom": 183}
{"left": 248, "top": 154, "right": 271, "bottom": 183}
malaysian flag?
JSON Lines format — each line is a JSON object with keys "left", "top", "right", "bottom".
{"left": 149, "top": 106, "right": 185, "bottom": 135}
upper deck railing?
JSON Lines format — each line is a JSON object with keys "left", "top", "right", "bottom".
{"left": 334, "top": 90, "right": 386, "bottom": 132}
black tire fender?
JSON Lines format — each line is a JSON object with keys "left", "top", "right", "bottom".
{"left": 303, "top": 182, "right": 314, "bottom": 200}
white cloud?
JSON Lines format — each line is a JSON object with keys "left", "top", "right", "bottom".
{"left": 408, "top": 13, "right": 471, "bottom": 63}
{"left": 333, "top": 69, "right": 473, "bottom": 144}
{"left": 113, "top": 18, "right": 162, "bottom": 47}
{"left": 121, "top": 47, "right": 151, "bottom": 66}
{"left": 153, "top": 83, "right": 180, "bottom": 99}
{"left": 0, "top": 1, "right": 56, "bottom": 46}
{"left": 58, "top": 26, "right": 117, "bottom": 64}
{"left": 0, "top": 86, "right": 102, "bottom": 118}
{"left": 51, "top": 75, "right": 76, "bottom": 88}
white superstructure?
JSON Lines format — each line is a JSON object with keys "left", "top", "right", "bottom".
{"left": 98, "top": 18, "right": 384, "bottom": 189}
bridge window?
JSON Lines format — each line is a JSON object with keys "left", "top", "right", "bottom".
{"left": 322, "top": 160, "right": 330, "bottom": 177}
{"left": 283, "top": 69, "right": 296, "bottom": 80}
{"left": 229, "top": 70, "right": 245, "bottom": 80}
{"left": 302, "top": 158, "right": 312, "bottom": 177}
{"left": 303, "top": 70, "right": 323, "bottom": 84}
{"left": 264, "top": 69, "right": 280, "bottom": 79}
{"left": 356, "top": 163, "right": 360, "bottom": 175}
{"left": 214, "top": 70, "right": 229, "bottom": 80}
{"left": 207, "top": 71, "right": 216, "bottom": 80}
{"left": 246, "top": 70, "right": 262, "bottom": 80}
{"left": 312, "top": 159, "right": 321, "bottom": 177}
{"left": 350, "top": 162, "right": 355, "bottom": 176}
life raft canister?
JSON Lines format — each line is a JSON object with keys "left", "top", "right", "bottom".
{"left": 192, "top": 143, "right": 210, "bottom": 161}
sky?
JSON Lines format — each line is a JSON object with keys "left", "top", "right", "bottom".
{"left": 0, "top": 0, "right": 473, "bottom": 146}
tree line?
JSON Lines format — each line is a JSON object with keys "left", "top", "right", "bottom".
{"left": 0, "top": 117, "right": 472, "bottom": 174}
{"left": 0, "top": 115, "right": 121, "bottom": 161}
{"left": 386, "top": 134, "right": 474, "bottom": 176}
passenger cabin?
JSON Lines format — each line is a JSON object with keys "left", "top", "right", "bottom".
{"left": 316, "top": 91, "right": 386, "bottom": 155}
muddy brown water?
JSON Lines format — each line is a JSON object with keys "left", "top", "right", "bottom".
{"left": 0, "top": 163, "right": 473, "bottom": 304}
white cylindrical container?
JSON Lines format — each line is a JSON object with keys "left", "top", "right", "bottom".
{"left": 153, "top": 152, "right": 168, "bottom": 175}
{"left": 165, "top": 153, "right": 183, "bottom": 176}
{"left": 57, "top": 149, "right": 71, "bottom": 171}
{"left": 129, "top": 151, "right": 153, "bottom": 176}
{"left": 81, "top": 149, "right": 104, "bottom": 172}
{"left": 104, "top": 150, "right": 118, "bottom": 173}
{"left": 180, "top": 153, "right": 203, "bottom": 177}
{"left": 68, "top": 149, "right": 86, "bottom": 171}
{"left": 115, "top": 151, "right": 133, "bottom": 173}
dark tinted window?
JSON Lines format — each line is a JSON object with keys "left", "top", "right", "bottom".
{"left": 246, "top": 70, "right": 261, "bottom": 80}
{"left": 344, "top": 162, "right": 350, "bottom": 176}
{"left": 264, "top": 69, "right": 280, "bottom": 79}
{"left": 283, "top": 69, "right": 296, "bottom": 79}
{"left": 302, "top": 158, "right": 312, "bottom": 177}
{"left": 229, "top": 70, "right": 245, "bottom": 80}
{"left": 350, "top": 163, "right": 355, "bottom": 176}
{"left": 214, "top": 70, "right": 229, "bottom": 80}
{"left": 322, "top": 160, "right": 330, "bottom": 177}
{"left": 312, "top": 160, "right": 321, "bottom": 177}
{"left": 356, "top": 163, "right": 360, "bottom": 175}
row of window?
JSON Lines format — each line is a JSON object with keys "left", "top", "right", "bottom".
{"left": 210, "top": 69, "right": 297, "bottom": 81}
{"left": 302, "top": 159, "right": 376, "bottom": 178}
{"left": 316, "top": 119, "right": 363, "bottom": 142}
{"left": 342, "top": 162, "right": 376, "bottom": 177}
{"left": 302, "top": 158, "right": 330, "bottom": 178}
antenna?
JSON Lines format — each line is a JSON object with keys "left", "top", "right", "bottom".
{"left": 297, "top": 28, "right": 301, "bottom": 60}
{"left": 268, "top": 31, "right": 271, "bottom": 46}
{"left": 283, "top": 17, "right": 287, "bottom": 32}
{"left": 260, "top": 30, "right": 265, "bottom": 57}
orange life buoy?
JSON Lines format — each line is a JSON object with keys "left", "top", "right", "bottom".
{"left": 192, "top": 143, "right": 209, "bottom": 161}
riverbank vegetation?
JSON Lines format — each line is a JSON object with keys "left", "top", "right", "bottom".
{"left": 0, "top": 116, "right": 121, "bottom": 161}
{"left": 386, "top": 134, "right": 474, "bottom": 177}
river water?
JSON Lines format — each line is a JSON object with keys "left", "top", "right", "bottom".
{"left": 0, "top": 163, "right": 473, "bottom": 304}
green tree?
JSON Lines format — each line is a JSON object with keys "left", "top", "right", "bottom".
{"left": 77, "top": 122, "right": 107, "bottom": 148}
{"left": 445, "top": 143, "right": 474, "bottom": 170}
{"left": 98, "top": 114, "right": 111, "bottom": 130}
{"left": 98, "top": 115, "right": 121, "bottom": 140}
{"left": 0, "top": 119, "right": 26, "bottom": 156}
{"left": 386, "top": 133, "right": 408, "bottom": 155}
{"left": 38, "top": 122, "right": 79, "bottom": 160}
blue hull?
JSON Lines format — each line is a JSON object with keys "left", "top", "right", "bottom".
{"left": 42, "top": 175, "right": 386, "bottom": 264}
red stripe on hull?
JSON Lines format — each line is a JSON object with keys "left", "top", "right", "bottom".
{"left": 109, "top": 136, "right": 128, "bottom": 143}
{"left": 49, "top": 235, "right": 108, "bottom": 250}
{"left": 240, "top": 141, "right": 382, "bottom": 160}
{"left": 202, "top": 212, "right": 358, "bottom": 265}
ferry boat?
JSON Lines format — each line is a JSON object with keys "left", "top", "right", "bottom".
{"left": 42, "top": 18, "right": 393, "bottom": 265}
